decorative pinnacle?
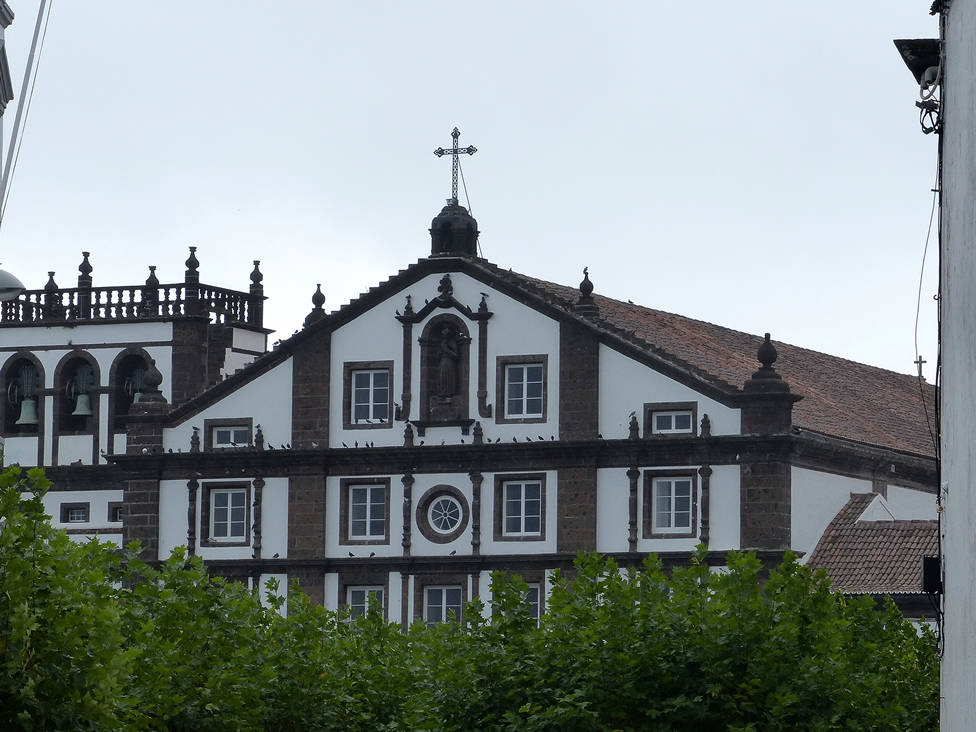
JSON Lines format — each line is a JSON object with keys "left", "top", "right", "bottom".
{"left": 433, "top": 127, "right": 477, "bottom": 204}
{"left": 757, "top": 333, "right": 778, "bottom": 371}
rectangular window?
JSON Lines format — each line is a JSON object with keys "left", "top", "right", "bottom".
{"left": 496, "top": 356, "right": 548, "bottom": 424}
{"left": 506, "top": 364, "right": 543, "bottom": 417}
{"left": 352, "top": 370, "right": 390, "bottom": 424}
{"left": 343, "top": 361, "right": 394, "bottom": 430}
{"left": 108, "top": 502, "right": 123, "bottom": 523}
{"left": 504, "top": 480, "right": 542, "bottom": 536}
{"left": 213, "top": 426, "right": 250, "bottom": 448}
{"left": 643, "top": 402, "right": 698, "bottom": 438}
{"left": 347, "top": 586, "right": 385, "bottom": 618}
{"left": 652, "top": 411, "right": 693, "bottom": 434}
{"left": 212, "top": 489, "right": 248, "bottom": 540}
{"left": 61, "top": 503, "right": 90, "bottom": 523}
{"left": 340, "top": 478, "right": 391, "bottom": 545}
{"left": 203, "top": 418, "right": 253, "bottom": 451}
{"left": 350, "top": 485, "right": 386, "bottom": 539}
{"left": 494, "top": 474, "right": 546, "bottom": 542}
{"left": 653, "top": 478, "right": 693, "bottom": 532}
{"left": 425, "top": 585, "right": 463, "bottom": 626}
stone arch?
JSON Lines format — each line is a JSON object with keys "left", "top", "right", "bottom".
{"left": 53, "top": 350, "right": 101, "bottom": 434}
{"left": 0, "top": 352, "right": 44, "bottom": 434}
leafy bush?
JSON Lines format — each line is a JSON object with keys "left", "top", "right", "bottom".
{"left": 0, "top": 467, "right": 939, "bottom": 731}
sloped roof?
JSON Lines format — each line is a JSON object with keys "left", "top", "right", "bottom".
{"left": 805, "top": 492, "right": 938, "bottom": 594}
{"left": 471, "top": 261, "right": 937, "bottom": 458}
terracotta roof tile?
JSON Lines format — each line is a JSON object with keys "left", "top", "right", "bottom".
{"left": 806, "top": 493, "right": 938, "bottom": 594}
{"left": 475, "top": 263, "right": 936, "bottom": 458}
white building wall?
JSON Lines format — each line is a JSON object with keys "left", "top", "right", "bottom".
{"left": 163, "top": 360, "right": 293, "bottom": 452}
{"left": 885, "top": 484, "right": 937, "bottom": 520}
{"left": 598, "top": 345, "right": 740, "bottom": 439}
{"left": 329, "top": 272, "right": 561, "bottom": 448}
{"left": 706, "top": 464, "right": 740, "bottom": 551}
{"left": 791, "top": 467, "right": 872, "bottom": 562}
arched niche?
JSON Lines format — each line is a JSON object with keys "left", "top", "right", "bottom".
{"left": 1, "top": 353, "right": 43, "bottom": 434}
{"left": 54, "top": 351, "right": 100, "bottom": 434}
{"left": 109, "top": 348, "right": 152, "bottom": 430}
{"left": 419, "top": 314, "right": 471, "bottom": 424}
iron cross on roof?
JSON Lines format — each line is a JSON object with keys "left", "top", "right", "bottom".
{"left": 433, "top": 127, "right": 477, "bottom": 205}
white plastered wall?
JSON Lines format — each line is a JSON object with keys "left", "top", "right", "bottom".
{"left": 157, "top": 476, "right": 288, "bottom": 562}
{"left": 791, "top": 467, "right": 872, "bottom": 561}
{"left": 329, "top": 271, "right": 561, "bottom": 448}
{"left": 163, "top": 359, "right": 293, "bottom": 452}
{"left": 598, "top": 345, "right": 740, "bottom": 439}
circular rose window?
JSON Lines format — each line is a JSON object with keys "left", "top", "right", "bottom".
{"left": 429, "top": 495, "right": 462, "bottom": 533}
{"left": 416, "top": 485, "right": 469, "bottom": 544}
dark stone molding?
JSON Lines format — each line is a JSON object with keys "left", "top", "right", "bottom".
{"left": 415, "top": 484, "right": 469, "bottom": 544}
{"left": 556, "top": 465, "right": 597, "bottom": 552}
{"left": 642, "top": 468, "right": 699, "bottom": 540}
{"left": 558, "top": 321, "right": 599, "bottom": 441}
{"left": 338, "top": 476, "right": 392, "bottom": 546}
{"left": 190, "top": 548, "right": 798, "bottom": 581}
{"left": 187, "top": 479, "right": 198, "bottom": 556}
{"left": 109, "top": 431, "right": 936, "bottom": 490}
{"left": 470, "top": 472, "right": 483, "bottom": 555}
{"left": 399, "top": 316, "right": 413, "bottom": 421}
{"left": 627, "top": 467, "right": 640, "bottom": 551}
{"left": 492, "top": 472, "right": 547, "bottom": 543}
{"left": 252, "top": 475, "right": 264, "bottom": 559}
{"left": 699, "top": 465, "right": 712, "bottom": 546}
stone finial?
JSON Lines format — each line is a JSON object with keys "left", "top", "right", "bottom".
{"left": 700, "top": 414, "right": 711, "bottom": 438}
{"left": 303, "top": 284, "right": 327, "bottom": 327}
{"left": 78, "top": 252, "right": 92, "bottom": 285}
{"left": 254, "top": 424, "right": 265, "bottom": 450}
{"left": 575, "top": 267, "right": 599, "bottom": 318}
{"left": 437, "top": 274, "right": 454, "bottom": 301}
{"left": 190, "top": 427, "right": 201, "bottom": 453}
{"left": 403, "top": 294, "right": 414, "bottom": 316}
{"left": 757, "top": 333, "right": 777, "bottom": 372}
{"left": 403, "top": 422, "right": 415, "bottom": 448}
{"left": 144, "top": 266, "right": 158, "bottom": 288}
{"left": 250, "top": 260, "right": 263, "bottom": 286}
{"left": 144, "top": 358, "right": 163, "bottom": 391}
{"left": 628, "top": 413, "right": 640, "bottom": 440}
{"left": 473, "top": 421, "right": 484, "bottom": 445}
{"left": 44, "top": 271, "right": 58, "bottom": 292}
{"left": 184, "top": 246, "right": 200, "bottom": 286}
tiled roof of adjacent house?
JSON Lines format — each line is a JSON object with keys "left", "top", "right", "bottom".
{"left": 803, "top": 493, "right": 937, "bottom": 594}
{"left": 477, "top": 263, "right": 937, "bottom": 458}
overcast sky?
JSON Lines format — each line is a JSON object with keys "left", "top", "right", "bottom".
{"left": 0, "top": 2, "right": 940, "bottom": 377}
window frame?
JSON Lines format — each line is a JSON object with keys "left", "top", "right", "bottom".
{"left": 203, "top": 418, "right": 253, "bottom": 452}
{"left": 496, "top": 355, "right": 548, "bottom": 424}
{"left": 415, "top": 485, "right": 469, "bottom": 544}
{"left": 643, "top": 401, "right": 698, "bottom": 438}
{"left": 339, "top": 477, "right": 391, "bottom": 546}
{"left": 342, "top": 360, "right": 394, "bottom": 430}
{"left": 108, "top": 502, "right": 123, "bottom": 523}
{"left": 346, "top": 585, "right": 386, "bottom": 619}
{"left": 525, "top": 582, "right": 543, "bottom": 623}
{"left": 493, "top": 474, "right": 547, "bottom": 542}
{"left": 200, "top": 482, "right": 251, "bottom": 547}
{"left": 423, "top": 584, "right": 464, "bottom": 627}
{"left": 642, "top": 469, "right": 698, "bottom": 539}
{"left": 60, "top": 502, "right": 90, "bottom": 524}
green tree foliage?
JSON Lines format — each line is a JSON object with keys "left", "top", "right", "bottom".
{"left": 0, "top": 469, "right": 939, "bottom": 731}
{"left": 0, "top": 466, "right": 131, "bottom": 730}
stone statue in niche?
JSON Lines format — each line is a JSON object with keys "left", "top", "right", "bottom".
{"left": 427, "top": 322, "right": 470, "bottom": 421}
{"left": 436, "top": 325, "right": 460, "bottom": 397}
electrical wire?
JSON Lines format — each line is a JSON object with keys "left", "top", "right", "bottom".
{"left": 915, "top": 157, "right": 940, "bottom": 458}
{"left": 0, "top": 0, "right": 53, "bottom": 227}
{"left": 457, "top": 157, "right": 483, "bottom": 258}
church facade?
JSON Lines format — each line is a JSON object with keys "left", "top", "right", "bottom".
{"left": 0, "top": 200, "right": 939, "bottom": 622}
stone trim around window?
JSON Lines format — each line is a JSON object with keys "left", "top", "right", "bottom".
{"left": 108, "top": 501, "right": 124, "bottom": 523}
{"left": 493, "top": 473, "right": 547, "bottom": 542}
{"left": 339, "top": 477, "right": 392, "bottom": 546}
{"left": 642, "top": 469, "right": 698, "bottom": 539}
{"left": 643, "top": 401, "right": 698, "bottom": 438}
{"left": 60, "top": 502, "right": 90, "bottom": 523}
{"left": 340, "top": 570, "right": 391, "bottom": 621}
{"left": 413, "top": 572, "right": 469, "bottom": 625}
{"left": 200, "top": 482, "right": 251, "bottom": 547}
{"left": 495, "top": 354, "right": 549, "bottom": 424}
{"left": 415, "top": 484, "right": 469, "bottom": 544}
{"left": 203, "top": 417, "right": 254, "bottom": 451}
{"left": 342, "top": 360, "right": 394, "bottom": 430}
